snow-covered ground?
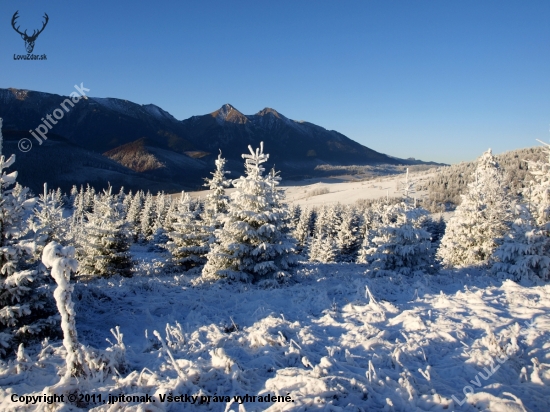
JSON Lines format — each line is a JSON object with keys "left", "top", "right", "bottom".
{"left": 1, "top": 249, "right": 549, "bottom": 411}
{"left": 186, "top": 170, "right": 435, "bottom": 207}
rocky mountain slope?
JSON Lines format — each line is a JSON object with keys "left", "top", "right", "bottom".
{"left": 0, "top": 87, "right": 442, "bottom": 194}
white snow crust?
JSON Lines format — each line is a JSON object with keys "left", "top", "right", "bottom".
{"left": 1, "top": 253, "right": 549, "bottom": 411}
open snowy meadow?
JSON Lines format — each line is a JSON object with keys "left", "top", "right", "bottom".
{"left": 1, "top": 255, "right": 549, "bottom": 411}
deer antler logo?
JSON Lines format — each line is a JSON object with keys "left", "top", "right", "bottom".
{"left": 11, "top": 11, "right": 49, "bottom": 54}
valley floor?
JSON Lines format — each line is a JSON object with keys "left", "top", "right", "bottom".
{"left": 186, "top": 170, "right": 436, "bottom": 207}
{"left": 1, "top": 247, "right": 549, "bottom": 411}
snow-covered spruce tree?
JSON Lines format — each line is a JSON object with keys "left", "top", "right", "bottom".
{"left": 293, "top": 206, "right": 313, "bottom": 252}
{"left": 357, "top": 200, "right": 387, "bottom": 263}
{"left": 308, "top": 204, "right": 340, "bottom": 263}
{"left": 0, "top": 119, "right": 58, "bottom": 357}
{"left": 202, "top": 152, "right": 231, "bottom": 230}
{"left": 167, "top": 192, "right": 210, "bottom": 269}
{"left": 28, "top": 183, "right": 65, "bottom": 259}
{"left": 154, "top": 192, "right": 169, "bottom": 232}
{"left": 308, "top": 231, "right": 337, "bottom": 263}
{"left": 437, "top": 149, "right": 512, "bottom": 267}
{"left": 162, "top": 195, "right": 179, "bottom": 233}
{"left": 69, "top": 185, "right": 78, "bottom": 209}
{"left": 77, "top": 188, "right": 132, "bottom": 278}
{"left": 527, "top": 140, "right": 550, "bottom": 226}
{"left": 202, "top": 142, "right": 296, "bottom": 283}
{"left": 83, "top": 184, "right": 95, "bottom": 213}
{"left": 122, "top": 189, "right": 133, "bottom": 215}
{"left": 492, "top": 204, "right": 550, "bottom": 282}
{"left": 288, "top": 204, "right": 301, "bottom": 231}
{"left": 139, "top": 191, "right": 155, "bottom": 241}
{"left": 54, "top": 188, "right": 64, "bottom": 208}
{"left": 126, "top": 190, "right": 143, "bottom": 242}
{"left": 336, "top": 205, "right": 359, "bottom": 260}
{"left": 358, "top": 202, "right": 433, "bottom": 275}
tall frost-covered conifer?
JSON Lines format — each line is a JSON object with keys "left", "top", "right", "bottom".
{"left": 202, "top": 143, "right": 296, "bottom": 282}
{"left": 0, "top": 119, "right": 57, "bottom": 356}
{"left": 437, "top": 149, "right": 511, "bottom": 267}
{"left": 202, "top": 153, "right": 230, "bottom": 229}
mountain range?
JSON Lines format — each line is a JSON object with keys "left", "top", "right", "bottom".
{"left": 0, "top": 87, "right": 441, "bottom": 194}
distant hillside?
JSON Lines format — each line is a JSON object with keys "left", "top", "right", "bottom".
{"left": 420, "top": 146, "right": 546, "bottom": 212}
{"left": 0, "top": 87, "right": 443, "bottom": 194}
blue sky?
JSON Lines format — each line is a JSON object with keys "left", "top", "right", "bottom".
{"left": 1, "top": 0, "right": 549, "bottom": 164}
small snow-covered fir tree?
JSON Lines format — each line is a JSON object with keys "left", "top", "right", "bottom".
{"left": 437, "top": 149, "right": 512, "bottom": 267}
{"left": 153, "top": 192, "right": 169, "bottom": 232}
{"left": 28, "top": 183, "right": 65, "bottom": 259}
{"left": 167, "top": 192, "right": 210, "bottom": 269}
{"left": 288, "top": 204, "right": 301, "bottom": 231}
{"left": 202, "top": 152, "right": 231, "bottom": 229}
{"left": 83, "top": 184, "right": 95, "bottom": 213}
{"left": 293, "top": 206, "right": 313, "bottom": 251}
{"left": 308, "top": 204, "right": 341, "bottom": 263}
{"left": 359, "top": 202, "right": 433, "bottom": 275}
{"left": 357, "top": 201, "right": 387, "bottom": 263}
{"left": 336, "top": 205, "right": 359, "bottom": 259}
{"left": 69, "top": 185, "right": 78, "bottom": 209}
{"left": 122, "top": 189, "right": 133, "bottom": 214}
{"left": 77, "top": 188, "right": 132, "bottom": 278}
{"left": 492, "top": 204, "right": 550, "bottom": 282}
{"left": 126, "top": 190, "right": 143, "bottom": 242}
{"left": 308, "top": 231, "right": 337, "bottom": 263}
{"left": 140, "top": 191, "right": 155, "bottom": 241}
{"left": 68, "top": 186, "right": 85, "bottom": 247}
{"left": 0, "top": 118, "right": 58, "bottom": 357}
{"left": 163, "top": 195, "right": 178, "bottom": 233}
{"left": 527, "top": 140, "right": 550, "bottom": 226}
{"left": 202, "top": 143, "right": 296, "bottom": 283}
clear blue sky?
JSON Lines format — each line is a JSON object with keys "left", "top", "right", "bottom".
{"left": 1, "top": 1, "right": 549, "bottom": 164}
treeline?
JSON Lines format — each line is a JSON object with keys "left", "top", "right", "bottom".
{"left": 421, "top": 146, "right": 546, "bottom": 212}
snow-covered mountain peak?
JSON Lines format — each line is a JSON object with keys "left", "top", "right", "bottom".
{"left": 255, "top": 107, "right": 284, "bottom": 119}
{"left": 211, "top": 104, "right": 248, "bottom": 124}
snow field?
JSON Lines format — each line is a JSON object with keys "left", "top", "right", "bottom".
{"left": 186, "top": 170, "right": 435, "bottom": 208}
{"left": 1, "top": 262, "right": 549, "bottom": 411}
